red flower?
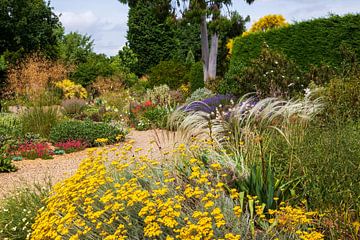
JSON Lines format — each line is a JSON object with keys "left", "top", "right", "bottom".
{"left": 144, "top": 100, "right": 153, "bottom": 107}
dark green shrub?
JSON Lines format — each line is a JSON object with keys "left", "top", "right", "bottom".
{"left": 188, "top": 62, "right": 204, "bottom": 92}
{"left": 148, "top": 60, "right": 188, "bottom": 89}
{"left": 49, "top": 120, "right": 125, "bottom": 146}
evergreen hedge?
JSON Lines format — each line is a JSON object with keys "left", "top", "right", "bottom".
{"left": 226, "top": 14, "right": 360, "bottom": 90}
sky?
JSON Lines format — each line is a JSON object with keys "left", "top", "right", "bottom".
{"left": 50, "top": 0, "right": 360, "bottom": 56}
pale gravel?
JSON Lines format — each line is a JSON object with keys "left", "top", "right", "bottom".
{"left": 0, "top": 130, "right": 171, "bottom": 200}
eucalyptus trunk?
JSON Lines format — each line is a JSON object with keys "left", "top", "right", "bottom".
{"left": 200, "top": 15, "right": 219, "bottom": 83}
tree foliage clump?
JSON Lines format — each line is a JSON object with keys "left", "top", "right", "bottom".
{"left": 125, "top": 0, "right": 175, "bottom": 75}
{"left": 0, "top": 0, "right": 62, "bottom": 62}
{"left": 243, "top": 14, "right": 288, "bottom": 36}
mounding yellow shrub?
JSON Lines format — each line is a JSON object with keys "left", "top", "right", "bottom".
{"left": 31, "top": 141, "right": 324, "bottom": 239}
{"left": 55, "top": 79, "right": 88, "bottom": 99}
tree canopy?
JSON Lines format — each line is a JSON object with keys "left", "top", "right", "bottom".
{"left": 0, "top": 0, "right": 62, "bottom": 62}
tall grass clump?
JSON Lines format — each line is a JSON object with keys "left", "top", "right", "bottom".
{"left": 20, "top": 106, "right": 60, "bottom": 138}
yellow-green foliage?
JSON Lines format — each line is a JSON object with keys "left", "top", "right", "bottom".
{"left": 243, "top": 14, "right": 288, "bottom": 36}
{"left": 31, "top": 140, "right": 324, "bottom": 239}
{"left": 55, "top": 79, "right": 88, "bottom": 99}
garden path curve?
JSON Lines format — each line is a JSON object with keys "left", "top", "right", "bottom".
{"left": 0, "top": 130, "right": 170, "bottom": 200}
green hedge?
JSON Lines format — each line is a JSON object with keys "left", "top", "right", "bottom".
{"left": 227, "top": 14, "right": 360, "bottom": 89}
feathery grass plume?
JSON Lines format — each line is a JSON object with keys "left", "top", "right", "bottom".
{"left": 168, "top": 94, "right": 323, "bottom": 174}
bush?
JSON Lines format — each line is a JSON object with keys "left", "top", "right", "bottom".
{"left": 185, "top": 88, "right": 214, "bottom": 103}
{"left": 0, "top": 154, "right": 16, "bottom": 172}
{"left": 49, "top": 120, "right": 125, "bottom": 146}
{"left": 55, "top": 79, "right": 88, "bottom": 99}
{"left": 0, "top": 183, "right": 50, "bottom": 240}
{"left": 144, "top": 85, "right": 173, "bottom": 107}
{"left": 236, "top": 46, "right": 304, "bottom": 98}
{"left": 30, "top": 141, "right": 324, "bottom": 239}
{"left": 20, "top": 106, "right": 60, "bottom": 138}
{"left": 148, "top": 60, "right": 188, "bottom": 89}
{"left": 188, "top": 62, "right": 204, "bottom": 92}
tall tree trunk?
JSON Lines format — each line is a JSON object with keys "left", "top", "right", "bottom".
{"left": 200, "top": 14, "right": 209, "bottom": 83}
{"left": 208, "top": 32, "right": 218, "bottom": 80}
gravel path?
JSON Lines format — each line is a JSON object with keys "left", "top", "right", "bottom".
{"left": 0, "top": 130, "right": 170, "bottom": 200}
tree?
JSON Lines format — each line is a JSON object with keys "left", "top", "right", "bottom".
{"left": 119, "top": 0, "right": 175, "bottom": 75}
{"left": 0, "top": 0, "right": 62, "bottom": 62}
{"left": 243, "top": 14, "right": 288, "bottom": 36}
{"left": 178, "top": 0, "right": 255, "bottom": 83}
{"left": 59, "top": 32, "right": 94, "bottom": 66}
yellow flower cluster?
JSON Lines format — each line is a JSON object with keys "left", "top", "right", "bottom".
{"left": 267, "top": 205, "right": 324, "bottom": 240}
{"left": 243, "top": 14, "right": 289, "bottom": 37}
{"left": 226, "top": 39, "right": 234, "bottom": 58}
{"left": 55, "top": 79, "right": 88, "bottom": 99}
{"left": 95, "top": 138, "right": 109, "bottom": 144}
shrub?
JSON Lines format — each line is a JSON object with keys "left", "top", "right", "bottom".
{"left": 129, "top": 100, "right": 169, "bottom": 130}
{"left": 49, "top": 120, "right": 125, "bottom": 146}
{"left": 188, "top": 62, "right": 204, "bottom": 92}
{"left": 0, "top": 183, "right": 51, "bottom": 240}
{"left": 20, "top": 106, "right": 60, "bottom": 138}
{"left": 55, "top": 79, "right": 88, "bottom": 99}
{"left": 61, "top": 98, "right": 87, "bottom": 117}
{"left": 91, "top": 74, "right": 125, "bottom": 96}
{"left": 235, "top": 46, "right": 304, "bottom": 98}
{"left": 0, "top": 154, "right": 16, "bottom": 172}
{"left": 185, "top": 88, "right": 214, "bottom": 103}
{"left": 144, "top": 85, "right": 173, "bottom": 107}
{"left": 148, "top": 60, "right": 188, "bottom": 89}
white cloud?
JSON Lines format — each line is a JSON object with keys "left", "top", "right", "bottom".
{"left": 59, "top": 11, "right": 99, "bottom": 31}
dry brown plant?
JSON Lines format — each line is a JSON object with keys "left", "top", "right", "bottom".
{"left": 6, "top": 53, "right": 71, "bottom": 101}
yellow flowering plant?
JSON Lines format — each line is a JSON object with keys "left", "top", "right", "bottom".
{"left": 55, "top": 79, "right": 88, "bottom": 99}
{"left": 30, "top": 140, "right": 324, "bottom": 239}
